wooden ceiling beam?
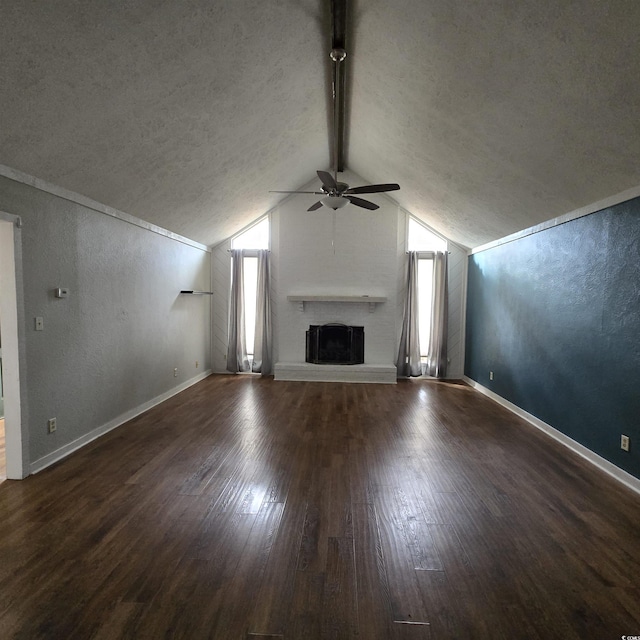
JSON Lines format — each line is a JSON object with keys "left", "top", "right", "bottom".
{"left": 330, "top": 0, "right": 347, "bottom": 173}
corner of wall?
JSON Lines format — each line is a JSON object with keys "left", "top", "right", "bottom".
{"left": 211, "top": 241, "right": 231, "bottom": 372}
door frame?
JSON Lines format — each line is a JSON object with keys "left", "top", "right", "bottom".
{"left": 0, "top": 211, "right": 29, "bottom": 479}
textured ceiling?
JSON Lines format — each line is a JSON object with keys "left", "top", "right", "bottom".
{"left": 2, "top": 1, "right": 640, "bottom": 248}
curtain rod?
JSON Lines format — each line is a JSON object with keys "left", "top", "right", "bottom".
{"left": 226, "top": 249, "right": 447, "bottom": 254}
{"left": 405, "top": 250, "right": 451, "bottom": 254}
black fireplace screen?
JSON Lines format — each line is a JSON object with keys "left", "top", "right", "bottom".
{"left": 306, "top": 324, "right": 364, "bottom": 365}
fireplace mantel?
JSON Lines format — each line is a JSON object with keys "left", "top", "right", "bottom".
{"left": 287, "top": 295, "right": 386, "bottom": 313}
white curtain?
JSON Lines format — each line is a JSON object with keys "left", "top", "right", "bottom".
{"left": 396, "top": 251, "right": 422, "bottom": 377}
{"left": 252, "top": 250, "right": 272, "bottom": 375}
{"left": 227, "top": 249, "right": 250, "bottom": 373}
{"left": 426, "top": 251, "right": 448, "bottom": 378}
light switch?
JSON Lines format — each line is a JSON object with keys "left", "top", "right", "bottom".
{"left": 35, "top": 317, "right": 44, "bottom": 331}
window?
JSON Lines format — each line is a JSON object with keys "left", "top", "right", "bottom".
{"left": 407, "top": 217, "right": 447, "bottom": 359}
{"left": 407, "top": 217, "right": 447, "bottom": 252}
{"left": 231, "top": 217, "right": 269, "bottom": 251}
{"left": 230, "top": 217, "right": 269, "bottom": 358}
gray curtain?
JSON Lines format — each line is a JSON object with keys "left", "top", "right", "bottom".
{"left": 227, "top": 249, "right": 250, "bottom": 373}
{"left": 426, "top": 251, "right": 448, "bottom": 378}
{"left": 396, "top": 251, "right": 422, "bottom": 377}
{"left": 252, "top": 250, "right": 272, "bottom": 375}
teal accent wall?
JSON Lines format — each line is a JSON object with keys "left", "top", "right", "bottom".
{"left": 465, "top": 198, "right": 640, "bottom": 480}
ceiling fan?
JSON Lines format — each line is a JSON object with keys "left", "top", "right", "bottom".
{"left": 270, "top": 170, "right": 400, "bottom": 211}
{"left": 270, "top": 2, "right": 400, "bottom": 213}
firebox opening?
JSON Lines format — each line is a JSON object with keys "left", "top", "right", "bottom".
{"left": 306, "top": 324, "right": 364, "bottom": 365}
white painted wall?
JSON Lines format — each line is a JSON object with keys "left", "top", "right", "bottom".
{"left": 0, "top": 175, "right": 212, "bottom": 470}
{"left": 275, "top": 171, "right": 399, "bottom": 365}
{"left": 211, "top": 170, "right": 467, "bottom": 378}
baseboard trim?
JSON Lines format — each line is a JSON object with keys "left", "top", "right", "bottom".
{"left": 30, "top": 370, "right": 212, "bottom": 475}
{"left": 463, "top": 376, "right": 640, "bottom": 496}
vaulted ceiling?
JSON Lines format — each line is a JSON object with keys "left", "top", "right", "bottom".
{"left": 2, "top": 1, "right": 640, "bottom": 249}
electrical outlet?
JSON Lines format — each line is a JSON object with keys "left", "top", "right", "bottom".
{"left": 195, "top": 360, "right": 199, "bottom": 368}
{"left": 621, "top": 434, "right": 630, "bottom": 452}
{"left": 489, "top": 371, "right": 494, "bottom": 381}
{"left": 174, "top": 368, "right": 178, "bottom": 377}
{"left": 47, "top": 418, "right": 57, "bottom": 434}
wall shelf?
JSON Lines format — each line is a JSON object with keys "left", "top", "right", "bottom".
{"left": 287, "top": 295, "right": 386, "bottom": 313}
{"left": 180, "top": 290, "right": 213, "bottom": 295}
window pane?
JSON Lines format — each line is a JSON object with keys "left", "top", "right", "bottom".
{"left": 408, "top": 217, "right": 447, "bottom": 252}
{"left": 418, "top": 259, "right": 433, "bottom": 357}
{"left": 243, "top": 257, "right": 258, "bottom": 356}
{"left": 232, "top": 217, "right": 269, "bottom": 250}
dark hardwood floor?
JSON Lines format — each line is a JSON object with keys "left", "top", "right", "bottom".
{"left": 0, "top": 376, "right": 639, "bottom": 639}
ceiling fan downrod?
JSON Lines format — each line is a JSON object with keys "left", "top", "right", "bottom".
{"left": 330, "top": 47, "right": 347, "bottom": 185}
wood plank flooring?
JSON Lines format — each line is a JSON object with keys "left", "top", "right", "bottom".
{"left": 0, "top": 376, "right": 639, "bottom": 639}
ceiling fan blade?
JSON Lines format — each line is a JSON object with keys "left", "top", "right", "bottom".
{"left": 269, "top": 190, "right": 324, "bottom": 194}
{"left": 345, "top": 183, "right": 400, "bottom": 194}
{"left": 317, "top": 170, "right": 338, "bottom": 190}
{"left": 345, "top": 196, "right": 379, "bottom": 210}
{"left": 307, "top": 200, "right": 324, "bottom": 211}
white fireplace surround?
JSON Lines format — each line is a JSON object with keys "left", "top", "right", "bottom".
{"left": 275, "top": 293, "right": 397, "bottom": 383}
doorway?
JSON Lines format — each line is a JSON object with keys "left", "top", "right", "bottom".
{"left": 0, "top": 214, "right": 26, "bottom": 480}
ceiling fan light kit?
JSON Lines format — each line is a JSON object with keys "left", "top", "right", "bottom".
{"left": 321, "top": 195, "right": 349, "bottom": 210}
